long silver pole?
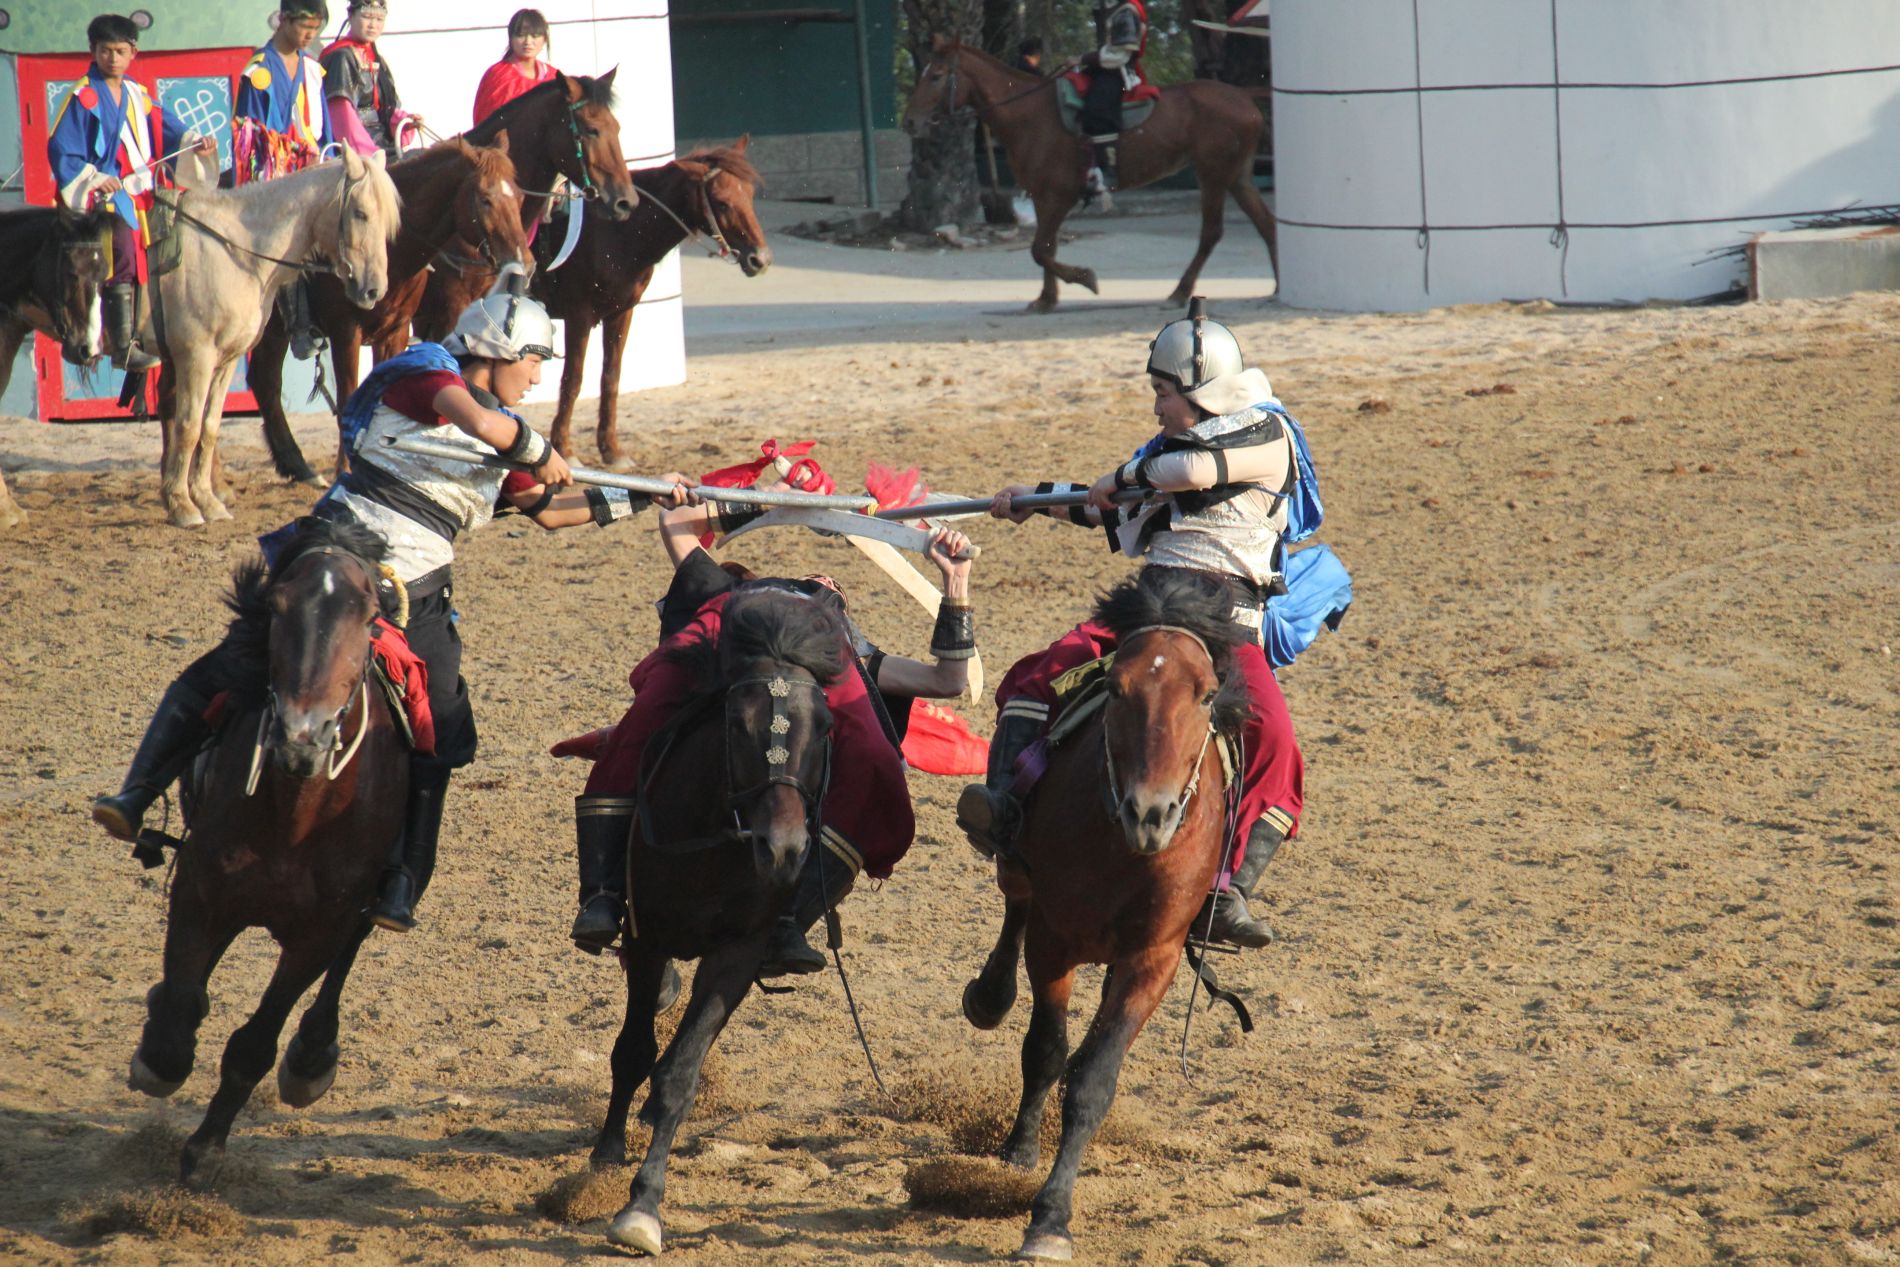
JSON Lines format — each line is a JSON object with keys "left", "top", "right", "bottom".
{"left": 871, "top": 488, "right": 1149, "bottom": 521}
{"left": 380, "top": 436, "right": 877, "bottom": 511}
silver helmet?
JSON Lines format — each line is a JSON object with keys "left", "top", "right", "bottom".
{"left": 1146, "top": 296, "right": 1243, "bottom": 396}
{"left": 444, "top": 267, "right": 557, "bottom": 362}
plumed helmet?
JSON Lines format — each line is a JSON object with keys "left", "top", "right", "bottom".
{"left": 444, "top": 266, "right": 557, "bottom": 362}
{"left": 1146, "top": 296, "right": 1243, "bottom": 395}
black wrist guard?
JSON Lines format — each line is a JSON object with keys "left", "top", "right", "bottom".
{"left": 930, "top": 597, "right": 976, "bottom": 660}
{"left": 714, "top": 501, "right": 765, "bottom": 533}
{"left": 503, "top": 417, "right": 552, "bottom": 468}
{"left": 586, "top": 485, "right": 647, "bottom": 526}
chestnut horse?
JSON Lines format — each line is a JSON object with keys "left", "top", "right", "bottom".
{"left": 962, "top": 568, "right": 1251, "bottom": 1261}
{"left": 537, "top": 140, "right": 772, "bottom": 466}
{"left": 589, "top": 588, "right": 845, "bottom": 1256}
{"left": 902, "top": 37, "right": 1278, "bottom": 313}
{"left": 250, "top": 136, "right": 531, "bottom": 485}
{"left": 412, "top": 70, "right": 638, "bottom": 343}
{"left": 127, "top": 517, "right": 408, "bottom": 1185}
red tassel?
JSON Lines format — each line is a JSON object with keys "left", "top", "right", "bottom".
{"left": 900, "top": 700, "right": 990, "bottom": 776}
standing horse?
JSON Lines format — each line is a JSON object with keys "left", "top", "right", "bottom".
{"left": 412, "top": 70, "right": 638, "bottom": 342}
{"left": 144, "top": 146, "right": 400, "bottom": 527}
{"left": 961, "top": 569, "right": 1251, "bottom": 1261}
{"left": 586, "top": 588, "right": 845, "bottom": 1256}
{"left": 0, "top": 205, "right": 113, "bottom": 528}
{"left": 902, "top": 37, "right": 1278, "bottom": 313}
{"left": 249, "top": 136, "right": 531, "bottom": 485}
{"left": 128, "top": 517, "right": 409, "bottom": 1185}
{"left": 537, "top": 139, "right": 772, "bottom": 466}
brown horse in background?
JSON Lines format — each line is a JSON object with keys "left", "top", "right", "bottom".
{"left": 902, "top": 37, "right": 1277, "bottom": 312}
{"left": 961, "top": 568, "right": 1250, "bottom": 1261}
{"left": 412, "top": 70, "right": 639, "bottom": 343}
{"left": 127, "top": 518, "right": 408, "bottom": 1185}
{"left": 537, "top": 139, "right": 772, "bottom": 466}
{"left": 250, "top": 136, "right": 531, "bottom": 485}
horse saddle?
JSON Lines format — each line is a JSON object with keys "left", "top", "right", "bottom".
{"left": 1055, "top": 78, "right": 1159, "bottom": 135}
{"left": 146, "top": 189, "right": 184, "bottom": 279}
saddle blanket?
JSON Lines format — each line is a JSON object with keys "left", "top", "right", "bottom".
{"left": 1055, "top": 76, "right": 1160, "bottom": 135}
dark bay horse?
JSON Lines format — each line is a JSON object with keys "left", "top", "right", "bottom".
{"left": 128, "top": 517, "right": 408, "bottom": 1185}
{"left": 962, "top": 569, "right": 1251, "bottom": 1261}
{"left": 0, "top": 205, "right": 113, "bottom": 527}
{"left": 588, "top": 588, "right": 845, "bottom": 1256}
{"left": 251, "top": 136, "right": 532, "bottom": 484}
{"left": 412, "top": 70, "right": 638, "bottom": 343}
{"left": 902, "top": 37, "right": 1278, "bottom": 313}
{"left": 537, "top": 140, "right": 772, "bottom": 466}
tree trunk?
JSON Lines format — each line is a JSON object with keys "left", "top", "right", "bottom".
{"left": 900, "top": 0, "right": 984, "bottom": 231}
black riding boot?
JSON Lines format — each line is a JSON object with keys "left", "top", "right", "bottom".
{"left": 1199, "top": 818, "right": 1283, "bottom": 949}
{"left": 102, "top": 283, "right": 160, "bottom": 372}
{"left": 92, "top": 681, "right": 213, "bottom": 844}
{"left": 280, "top": 279, "right": 324, "bottom": 361}
{"left": 369, "top": 765, "right": 451, "bottom": 932}
{"left": 758, "top": 846, "right": 858, "bottom": 979}
{"left": 571, "top": 795, "right": 634, "bottom": 953}
{"left": 955, "top": 711, "right": 1043, "bottom": 859}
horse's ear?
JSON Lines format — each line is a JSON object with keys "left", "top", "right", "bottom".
{"left": 734, "top": 133, "right": 750, "bottom": 154}
{"left": 492, "top": 128, "right": 511, "bottom": 156}
{"left": 341, "top": 144, "right": 366, "bottom": 178}
{"left": 676, "top": 158, "right": 710, "bottom": 181}
{"left": 599, "top": 65, "right": 619, "bottom": 90}
{"left": 366, "top": 147, "right": 388, "bottom": 171}
{"left": 559, "top": 70, "right": 583, "bottom": 102}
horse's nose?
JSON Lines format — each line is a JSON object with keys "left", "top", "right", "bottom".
{"left": 1118, "top": 794, "right": 1184, "bottom": 855}
{"left": 355, "top": 282, "right": 384, "bottom": 307}
{"left": 611, "top": 194, "right": 637, "bottom": 220}
{"left": 740, "top": 246, "right": 771, "bottom": 277}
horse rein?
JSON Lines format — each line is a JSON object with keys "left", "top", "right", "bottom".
{"left": 630, "top": 168, "right": 734, "bottom": 260}
{"left": 932, "top": 49, "right": 1064, "bottom": 124}
{"left": 166, "top": 160, "right": 368, "bottom": 281}
{"left": 1099, "top": 625, "right": 1223, "bottom": 821}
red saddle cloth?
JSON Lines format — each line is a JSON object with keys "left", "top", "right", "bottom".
{"left": 1059, "top": 66, "right": 1162, "bottom": 106}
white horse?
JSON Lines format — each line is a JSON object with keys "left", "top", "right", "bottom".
{"left": 148, "top": 146, "right": 400, "bottom": 527}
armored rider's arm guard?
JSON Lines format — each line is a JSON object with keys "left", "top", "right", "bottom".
{"left": 502, "top": 417, "right": 553, "bottom": 469}
{"left": 585, "top": 485, "right": 650, "bottom": 526}
{"left": 711, "top": 500, "right": 766, "bottom": 535}
{"left": 1035, "top": 481, "right": 1094, "bottom": 528}
{"left": 930, "top": 596, "right": 976, "bottom": 661}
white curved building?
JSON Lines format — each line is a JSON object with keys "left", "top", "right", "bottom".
{"left": 1271, "top": 0, "right": 1900, "bottom": 310}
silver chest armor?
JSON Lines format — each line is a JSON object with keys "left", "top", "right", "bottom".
{"left": 335, "top": 400, "right": 508, "bottom": 584}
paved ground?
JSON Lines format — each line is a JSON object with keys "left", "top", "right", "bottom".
{"left": 679, "top": 191, "right": 1279, "bottom": 351}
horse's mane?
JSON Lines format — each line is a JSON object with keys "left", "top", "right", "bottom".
{"left": 0, "top": 206, "right": 113, "bottom": 273}
{"left": 414, "top": 135, "right": 518, "bottom": 184}
{"left": 682, "top": 145, "right": 762, "bottom": 190}
{"left": 1094, "top": 568, "right": 1251, "bottom": 732}
{"left": 470, "top": 73, "right": 616, "bottom": 144}
{"left": 666, "top": 586, "right": 848, "bottom": 691}
{"left": 220, "top": 517, "right": 388, "bottom": 675}
{"left": 209, "top": 155, "right": 403, "bottom": 241}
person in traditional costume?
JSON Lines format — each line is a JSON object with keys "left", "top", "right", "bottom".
{"left": 235, "top": 0, "right": 333, "bottom": 180}
{"left": 47, "top": 13, "right": 216, "bottom": 371}
{"left": 321, "top": 0, "right": 420, "bottom": 160}
{"left": 473, "top": 9, "right": 558, "bottom": 126}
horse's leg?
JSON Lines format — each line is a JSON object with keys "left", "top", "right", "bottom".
{"left": 249, "top": 313, "right": 319, "bottom": 485}
{"left": 1017, "top": 943, "right": 1178, "bottom": 1262}
{"left": 278, "top": 918, "right": 373, "bottom": 1107}
{"left": 963, "top": 895, "right": 1028, "bottom": 1029}
{"left": 0, "top": 321, "right": 26, "bottom": 529}
{"left": 606, "top": 938, "right": 760, "bottom": 1255}
{"left": 179, "top": 934, "right": 337, "bottom": 1187}
{"left": 1027, "top": 193, "right": 1098, "bottom": 314}
{"left": 550, "top": 314, "right": 591, "bottom": 459}
{"left": 326, "top": 328, "right": 368, "bottom": 480}
{"left": 1229, "top": 176, "right": 1281, "bottom": 285}
{"left": 131, "top": 871, "right": 238, "bottom": 1096}
{"left": 590, "top": 946, "right": 668, "bottom": 1169}
{"left": 1000, "top": 921, "right": 1074, "bottom": 1171}
{"left": 161, "top": 352, "right": 210, "bottom": 527}
{"left": 1167, "top": 176, "right": 1229, "bottom": 306}
{"left": 594, "top": 306, "right": 634, "bottom": 469}
{"left": 189, "top": 359, "right": 241, "bottom": 522}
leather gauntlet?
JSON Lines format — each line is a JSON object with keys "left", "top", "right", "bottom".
{"left": 503, "top": 417, "right": 552, "bottom": 468}
{"left": 586, "top": 485, "right": 647, "bottom": 526}
{"left": 930, "top": 597, "right": 976, "bottom": 660}
{"left": 713, "top": 500, "right": 766, "bottom": 533}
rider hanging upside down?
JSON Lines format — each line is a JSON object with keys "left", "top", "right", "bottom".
{"left": 92, "top": 280, "right": 695, "bottom": 936}
{"left": 961, "top": 304, "right": 1304, "bottom": 949}
{"left": 565, "top": 498, "right": 979, "bottom": 977}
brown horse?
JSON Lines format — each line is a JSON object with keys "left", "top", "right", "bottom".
{"left": 127, "top": 517, "right": 408, "bottom": 1186}
{"left": 537, "top": 139, "right": 772, "bottom": 466}
{"left": 412, "top": 70, "right": 639, "bottom": 343}
{"left": 589, "top": 588, "right": 846, "bottom": 1256}
{"left": 250, "top": 136, "right": 531, "bottom": 485}
{"left": 902, "top": 37, "right": 1278, "bottom": 313}
{"left": 961, "top": 568, "right": 1250, "bottom": 1261}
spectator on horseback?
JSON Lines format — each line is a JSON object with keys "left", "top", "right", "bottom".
{"left": 90, "top": 276, "right": 697, "bottom": 938}
{"left": 46, "top": 13, "right": 216, "bottom": 372}
{"left": 321, "top": 0, "right": 419, "bottom": 161}
{"left": 965, "top": 304, "right": 1312, "bottom": 950}
{"left": 474, "top": 9, "right": 557, "bottom": 127}
{"left": 562, "top": 498, "right": 980, "bottom": 977}
{"left": 1071, "top": 0, "right": 1152, "bottom": 203}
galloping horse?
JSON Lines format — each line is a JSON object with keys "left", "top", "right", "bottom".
{"left": 144, "top": 146, "right": 400, "bottom": 526}
{"left": 588, "top": 588, "right": 845, "bottom": 1256}
{"left": 250, "top": 136, "right": 531, "bottom": 485}
{"left": 412, "top": 70, "right": 638, "bottom": 342}
{"left": 902, "top": 37, "right": 1277, "bottom": 313}
{"left": 0, "top": 204, "right": 113, "bottom": 528}
{"left": 538, "top": 139, "right": 772, "bottom": 466}
{"left": 961, "top": 569, "right": 1251, "bottom": 1261}
{"left": 128, "top": 517, "right": 409, "bottom": 1185}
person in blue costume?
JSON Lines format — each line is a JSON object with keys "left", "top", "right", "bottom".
{"left": 47, "top": 13, "right": 215, "bottom": 371}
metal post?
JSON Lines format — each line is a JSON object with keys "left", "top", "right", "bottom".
{"left": 850, "top": 0, "right": 879, "bottom": 208}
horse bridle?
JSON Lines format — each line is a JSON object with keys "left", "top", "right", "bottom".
{"left": 166, "top": 159, "right": 369, "bottom": 282}
{"left": 632, "top": 167, "right": 735, "bottom": 260}
{"left": 1099, "top": 625, "right": 1222, "bottom": 822}
{"left": 42, "top": 229, "right": 104, "bottom": 348}
{"left": 928, "top": 47, "right": 1063, "bottom": 124}
{"left": 724, "top": 673, "right": 832, "bottom": 829}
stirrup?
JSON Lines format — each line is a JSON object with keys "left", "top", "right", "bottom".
{"left": 369, "top": 870, "right": 419, "bottom": 932}
{"left": 571, "top": 891, "right": 624, "bottom": 955}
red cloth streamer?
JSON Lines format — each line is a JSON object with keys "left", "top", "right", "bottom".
{"left": 698, "top": 439, "right": 835, "bottom": 545}
{"left": 865, "top": 461, "right": 930, "bottom": 515}
{"left": 901, "top": 700, "right": 989, "bottom": 776}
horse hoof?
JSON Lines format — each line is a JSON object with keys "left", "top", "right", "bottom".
{"left": 606, "top": 1206, "right": 663, "bottom": 1256}
{"left": 179, "top": 1141, "right": 225, "bottom": 1191}
{"left": 1076, "top": 270, "right": 1101, "bottom": 296}
{"left": 1025, "top": 299, "right": 1057, "bottom": 314}
{"left": 589, "top": 1143, "right": 627, "bottom": 1171}
{"left": 277, "top": 1036, "right": 340, "bottom": 1108}
{"left": 962, "top": 978, "right": 1015, "bottom": 1031}
{"left": 128, "top": 1054, "right": 186, "bottom": 1098}
{"left": 1014, "top": 1232, "right": 1074, "bottom": 1261}
{"left": 202, "top": 500, "right": 234, "bottom": 523}
{"left": 168, "top": 507, "right": 206, "bottom": 529}
{"left": 656, "top": 962, "right": 685, "bottom": 1016}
